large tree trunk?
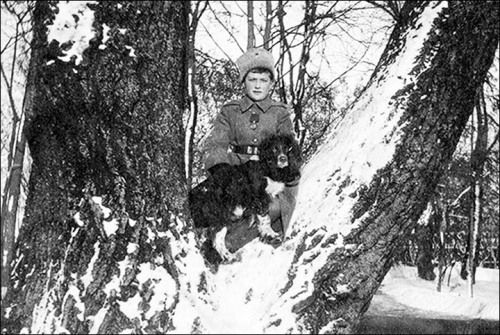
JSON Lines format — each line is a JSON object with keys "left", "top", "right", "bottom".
{"left": 260, "top": 1, "right": 498, "bottom": 333}
{"left": 1, "top": 2, "right": 212, "bottom": 334}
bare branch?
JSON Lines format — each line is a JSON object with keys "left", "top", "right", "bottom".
{"left": 0, "top": 62, "right": 20, "bottom": 122}
{"left": 199, "top": 21, "right": 238, "bottom": 64}
{"left": 207, "top": 2, "right": 245, "bottom": 54}
{"left": 364, "top": 0, "right": 400, "bottom": 22}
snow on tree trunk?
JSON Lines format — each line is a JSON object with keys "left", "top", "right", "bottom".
{"left": 2, "top": 2, "right": 213, "bottom": 334}
{"left": 256, "top": 2, "right": 496, "bottom": 333}
{"left": 416, "top": 198, "right": 437, "bottom": 281}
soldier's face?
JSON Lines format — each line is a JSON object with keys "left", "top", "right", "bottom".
{"left": 244, "top": 71, "right": 273, "bottom": 101}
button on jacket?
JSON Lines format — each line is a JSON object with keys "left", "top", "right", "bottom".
{"left": 202, "top": 95, "right": 294, "bottom": 170}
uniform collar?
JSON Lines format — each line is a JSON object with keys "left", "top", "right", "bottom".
{"left": 240, "top": 95, "right": 273, "bottom": 113}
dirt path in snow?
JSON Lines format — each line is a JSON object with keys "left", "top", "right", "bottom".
{"left": 359, "top": 292, "right": 500, "bottom": 334}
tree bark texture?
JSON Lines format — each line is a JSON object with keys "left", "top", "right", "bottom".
{"left": 1, "top": 2, "right": 200, "bottom": 334}
{"left": 264, "top": 2, "right": 499, "bottom": 333}
{"left": 263, "top": 0, "right": 272, "bottom": 49}
{"left": 247, "top": 1, "right": 255, "bottom": 50}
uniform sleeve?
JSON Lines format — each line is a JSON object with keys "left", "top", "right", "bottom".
{"left": 276, "top": 105, "right": 295, "bottom": 136}
{"left": 202, "top": 107, "right": 239, "bottom": 170}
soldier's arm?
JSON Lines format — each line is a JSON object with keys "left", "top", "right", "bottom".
{"left": 202, "top": 106, "right": 239, "bottom": 170}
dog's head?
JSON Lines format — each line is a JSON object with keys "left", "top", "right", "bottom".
{"left": 259, "top": 134, "right": 302, "bottom": 183}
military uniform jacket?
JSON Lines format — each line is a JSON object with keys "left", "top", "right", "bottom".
{"left": 202, "top": 95, "right": 294, "bottom": 170}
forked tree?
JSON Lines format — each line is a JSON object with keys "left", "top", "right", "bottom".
{"left": 1, "top": 1, "right": 498, "bottom": 334}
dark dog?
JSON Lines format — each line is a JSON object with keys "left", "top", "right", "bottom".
{"left": 189, "top": 134, "right": 302, "bottom": 263}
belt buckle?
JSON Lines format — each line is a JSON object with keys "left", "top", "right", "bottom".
{"left": 247, "top": 146, "right": 253, "bottom": 155}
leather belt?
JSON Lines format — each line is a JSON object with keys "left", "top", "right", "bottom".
{"left": 230, "top": 144, "right": 259, "bottom": 155}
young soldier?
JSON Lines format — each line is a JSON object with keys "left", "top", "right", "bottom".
{"left": 202, "top": 48, "right": 299, "bottom": 251}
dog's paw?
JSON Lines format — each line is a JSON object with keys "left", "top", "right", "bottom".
{"left": 265, "top": 177, "right": 285, "bottom": 197}
{"left": 213, "top": 227, "right": 239, "bottom": 263}
{"left": 257, "top": 214, "right": 280, "bottom": 240}
{"left": 264, "top": 234, "right": 283, "bottom": 247}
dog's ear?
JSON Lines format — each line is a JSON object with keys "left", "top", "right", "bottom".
{"left": 258, "top": 135, "right": 275, "bottom": 164}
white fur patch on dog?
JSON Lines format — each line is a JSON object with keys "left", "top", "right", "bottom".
{"left": 213, "top": 227, "right": 237, "bottom": 262}
{"left": 265, "top": 177, "right": 285, "bottom": 198}
{"left": 257, "top": 213, "right": 279, "bottom": 239}
{"left": 232, "top": 205, "right": 245, "bottom": 218}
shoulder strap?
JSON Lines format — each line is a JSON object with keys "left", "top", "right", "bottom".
{"left": 222, "top": 100, "right": 240, "bottom": 108}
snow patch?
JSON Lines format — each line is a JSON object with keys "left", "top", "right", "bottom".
{"left": 124, "top": 45, "right": 136, "bottom": 58}
{"left": 88, "top": 306, "right": 109, "bottom": 334}
{"left": 73, "top": 212, "right": 84, "bottom": 226}
{"left": 98, "top": 23, "right": 111, "bottom": 49}
{"left": 2, "top": 249, "right": 8, "bottom": 267}
{"left": 102, "top": 218, "right": 119, "bottom": 237}
{"left": 62, "top": 283, "right": 85, "bottom": 321}
{"left": 80, "top": 241, "right": 100, "bottom": 292}
{"left": 102, "top": 275, "right": 121, "bottom": 297}
{"left": 126, "top": 242, "right": 138, "bottom": 254}
{"left": 164, "top": 214, "right": 215, "bottom": 333}
{"left": 118, "top": 294, "right": 143, "bottom": 321}
{"left": 91, "top": 196, "right": 111, "bottom": 219}
{"left": 47, "top": 1, "right": 98, "bottom": 65}
{"left": 136, "top": 263, "right": 177, "bottom": 319}
{"left": 372, "top": 265, "right": 499, "bottom": 320}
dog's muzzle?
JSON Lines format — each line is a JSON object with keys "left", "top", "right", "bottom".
{"left": 277, "top": 153, "right": 289, "bottom": 168}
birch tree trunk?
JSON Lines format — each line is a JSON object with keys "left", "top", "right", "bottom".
{"left": 247, "top": 1, "right": 255, "bottom": 50}
{"left": 185, "top": 2, "right": 207, "bottom": 189}
{"left": 466, "top": 89, "right": 489, "bottom": 296}
{"left": 263, "top": 1, "right": 272, "bottom": 49}
{"left": 437, "top": 200, "right": 449, "bottom": 293}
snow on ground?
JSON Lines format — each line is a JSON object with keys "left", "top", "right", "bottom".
{"left": 200, "top": 236, "right": 499, "bottom": 334}
{"left": 367, "top": 264, "right": 499, "bottom": 321}
{"left": 204, "top": 239, "right": 295, "bottom": 334}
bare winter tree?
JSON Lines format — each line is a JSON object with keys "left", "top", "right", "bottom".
{"left": 1, "top": 1, "right": 35, "bottom": 300}
{"left": 185, "top": 1, "right": 208, "bottom": 188}
{"left": 463, "top": 87, "right": 491, "bottom": 296}
{"left": 263, "top": 0, "right": 272, "bottom": 49}
{"left": 246, "top": 0, "right": 255, "bottom": 49}
{"left": 274, "top": 0, "right": 394, "bottom": 150}
{"left": 1, "top": 1, "right": 498, "bottom": 334}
